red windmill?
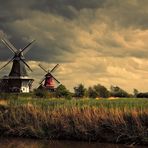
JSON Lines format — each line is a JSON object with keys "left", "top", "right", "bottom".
{"left": 38, "top": 64, "right": 60, "bottom": 91}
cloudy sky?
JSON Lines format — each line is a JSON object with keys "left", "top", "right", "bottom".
{"left": 1, "top": 0, "right": 148, "bottom": 92}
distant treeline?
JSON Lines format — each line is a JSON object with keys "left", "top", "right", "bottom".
{"left": 34, "top": 84, "right": 148, "bottom": 99}
{"left": 0, "top": 84, "right": 148, "bottom": 99}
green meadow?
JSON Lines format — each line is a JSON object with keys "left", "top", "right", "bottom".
{"left": 8, "top": 97, "right": 148, "bottom": 110}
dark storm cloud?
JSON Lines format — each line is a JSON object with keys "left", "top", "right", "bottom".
{"left": 103, "top": 0, "right": 148, "bottom": 29}
{"left": 0, "top": 0, "right": 107, "bottom": 20}
{"left": 31, "top": 0, "right": 107, "bottom": 19}
{"left": 1, "top": 0, "right": 148, "bottom": 62}
{"left": 1, "top": 0, "right": 148, "bottom": 28}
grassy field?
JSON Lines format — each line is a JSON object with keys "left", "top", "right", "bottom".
{"left": 6, "top": 97, "right": 148, "bottom": 108}
{"left": 0, "top": 97, "right": 148, "bottom": 145}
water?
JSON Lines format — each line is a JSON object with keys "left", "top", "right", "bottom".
{"left": 0, "top": 138, "right": 146, "bottom": 148}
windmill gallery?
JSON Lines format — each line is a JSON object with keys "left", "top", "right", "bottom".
{"left": 0, "top": 37, "right": 60, "bottom": 93}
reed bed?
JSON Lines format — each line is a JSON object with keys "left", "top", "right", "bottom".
{"left": 0, "top": 98, "right": 147, "bottom": 145}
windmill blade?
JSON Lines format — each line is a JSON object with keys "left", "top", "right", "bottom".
{"left": 0, "top": 57, "right": 14, "bottom": 71}
{"left": 21, "top": 59, "right": 33, "bottom": 71}
{"left": 39, "top": 77, "right": 45, "bottom": 84}
{"left": 38, "top": 64, "right": 48, "bottom": 73}
{"left": 50, "top": 64, "right": 60, "bottom": 73}
{"left": 20, "top": 40, "right": 35, "bottom": 54}
{"left": 53, "top": 76, "right": 60, "bottom": 84}
{"left": 50, "top": 73, "right": 60, "bottom": 83}
{"left": 1, "top": 38, "right": 18, "bottom": 53}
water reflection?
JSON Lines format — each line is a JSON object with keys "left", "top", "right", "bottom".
{"left": 0, "top": 138, "right": 146, "bottom": 148}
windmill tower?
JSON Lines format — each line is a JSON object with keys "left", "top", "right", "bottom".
{"left": 38, "top": 64, "right": 60, "bottom": 91}
{"left": 0, "top": 37, "right": 35, "bottom": 93}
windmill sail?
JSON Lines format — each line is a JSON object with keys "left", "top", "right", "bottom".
{"left": 0, "top": 36, "right": 35, "bottom": 93}
{"left": 1, "top": 38, "right": 17, "bottom": 53}
{"left": 38, "top": 64, "right": 60, "bottom": 90}
{"left": 0, "top": 38, "right": 35, "bottom": 76}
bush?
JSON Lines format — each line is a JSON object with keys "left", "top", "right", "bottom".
{"left": 137, "top": 93, "right": 148, "bottom": 98}
{"left": 34, "top": 89, "right": 50, "bottom": 98}
{"left": 0, "top": 93, "right": 19, "bottom": 100}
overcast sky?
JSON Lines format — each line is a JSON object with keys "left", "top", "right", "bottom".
{"left": 1, "top": 0, "right": 148, "bottom": 92}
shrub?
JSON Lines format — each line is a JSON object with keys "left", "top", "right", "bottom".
{"left": 34, "top": 89, "right": 50, "bottom": 98}
{"left": 137, "top": 92, "right": 148, "bottom": 98}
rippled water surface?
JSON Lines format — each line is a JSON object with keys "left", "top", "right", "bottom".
{"left": 0, "top": 138, "right": 147, "bottom": 148}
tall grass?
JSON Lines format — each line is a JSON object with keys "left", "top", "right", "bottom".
{"left": 0, "top": 98, "right": 148, "bottom": 145}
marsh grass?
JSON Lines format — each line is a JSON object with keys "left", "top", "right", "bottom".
{"left": 0, "top": 97, "right": 148, "bottom": 145}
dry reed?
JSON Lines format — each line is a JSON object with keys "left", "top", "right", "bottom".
{"left": 0, "top": 103, "right": 147, "bottom": 145}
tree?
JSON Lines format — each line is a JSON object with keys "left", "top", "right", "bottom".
{"left": 74, "top": 84, "right": 86, "bottom": 98}
{"left": 94, "top": 84, "right": 110, "bottom": 98}
{"left": 87, "top": 84, "right": 110, "bottom": 98}
{"left": 87, "top": 87, "right": 97, "bottom": 98}
{"left": 55, "top": 84, "right": 71, "bottom": 98}
{"left": 133, "top": 89, "right": 139, "bottom": 98}
{"left": 110, "top": 85, "right": 129, "bottom": 97}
